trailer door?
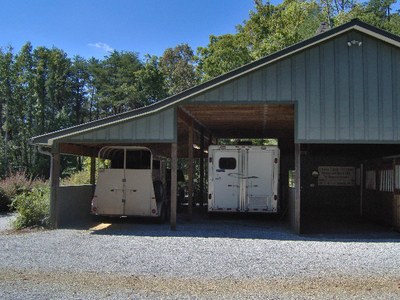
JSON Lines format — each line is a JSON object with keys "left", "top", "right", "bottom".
{"left": 95, "top": 169, "right": 125, "bottom": 215}
{"left": 210, "top": 148, "right": 241, "bottom": 211}
{"left": 245, "top": 148, "right": 278, "bottom": 212}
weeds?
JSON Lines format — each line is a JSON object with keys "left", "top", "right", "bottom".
{"left": 11, "top": 182, "right": 50, "bottom": 229}
{"left": 0, "top": 171, "right": 50, "bottom": 229}
{"left": 61, "top": 170, "right": 91, "bottom": 186}
{"left": 0, "top": 171, "right": 34, "bottom": 211}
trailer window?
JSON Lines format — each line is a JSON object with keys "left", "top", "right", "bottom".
{"left": 126, "top": 150, "right": 151, "bottom": 169}
{"left": 219, "top": 157, "right": 236, "bottom": 170}
{"left": 110, "top": 152, "right": 124, "bottom": 169}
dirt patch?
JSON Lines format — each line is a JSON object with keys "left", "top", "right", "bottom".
{"left": 1, "top": 269, "right": 399, "bottom": 299}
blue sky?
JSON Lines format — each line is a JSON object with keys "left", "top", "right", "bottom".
{"left": 0, "top": 0, "right": 264, "bottom": 59}
{"left": 1, "top": 1, "right": 398, "bottom": 60}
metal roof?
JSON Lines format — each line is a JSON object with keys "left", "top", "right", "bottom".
{"left": 30, "top": 19, "right": 400, "bottom": 149}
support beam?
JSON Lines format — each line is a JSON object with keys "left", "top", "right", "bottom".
{"left": 50, "top": 151, "right": 61, "bottom": 229}
{"left": 360, "top": 163, "right": 364, "bottom": 217}
{"left": 294, "top": 143, "right": 301, "bottom": 234}
{"left": 188, "top": 121, "right": 194, "bottom": 220}
{"left": 177, "top": 106, "right": 210, "bottom": 135}
{"left": 170, "top": 143, "right": 178, "bottom": 230}
{"left": 199, "top": 128, "right": 205, "bottom": 207}
{"left": 59, "top": 143, "right": 97, "bottom": 157}
{"left": 90, "top": 156, "right": 96, "bottom": 185}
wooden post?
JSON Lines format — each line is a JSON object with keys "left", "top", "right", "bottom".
{"left": 170, "top": 143, "right": 178, "bottom": 230}
{"left": 294, "top": 143, "right": 301, "bottom": 234}
{"left": 199, "top": 128, "right": 205, "bottom": 207}
{"left": 50, "top": 150, "right": 61, "bottom": 229}
{"left": 360, "top": 163, "right": 364, "bottom": 216}
{"left": 188, "top": 122, "right": 194, "bottom": 220}
{"left": 90, "top": 156, "right": 96, "bottom": 185}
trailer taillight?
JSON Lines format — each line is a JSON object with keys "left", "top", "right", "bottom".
{"left": 274, "top": 158, "right": 278, "bottom": 163}
{"left": 151, "top": 209, "right": 156, "bottom": 214}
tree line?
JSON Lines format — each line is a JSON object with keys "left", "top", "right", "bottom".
{"left": 1, "top": 0, "right": 399, "bottom": 178}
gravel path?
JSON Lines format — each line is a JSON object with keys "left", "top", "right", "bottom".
{"left": 0, "top": 213, "right": 16, "bottom": 232}
{"left": 0, "top": 215, "right": 399, "bottom": 299}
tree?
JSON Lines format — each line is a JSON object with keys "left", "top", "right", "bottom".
{"left": 94, "top": 50, "right": 143, "bottom": 115}
{"left": 13, "top": 43, "right": 36, "bottom": 173}
{"left": 197, "top": 33, "right": 252, "bottom": 81}
{"left": 70, "top": 56, "right": 90, "bottom": 125}
{"left": 134, "top": 55, "right": 167, "bottom": 104}
{"left": 197, "top": 0, "right": 322, "bottom": 80}
{"left": 87, "top": 57, "right": 101, "bottom": 121}
{"left": 319, "top": 0, "right": 357, "bottom": 25}
{"left": 239, "top": 0, "right": 321, "bottom": 59}
{"left": 330, "top": 0, "right": 400, "bottom": 34}
{"left": 0, "top": 46, "right": 15, "bottom": 173}
{"left": 46, "top": 48, "right": 73, "bottom": 130}
{"left": 159, "top": 44, "right": 199, "bottom": 94}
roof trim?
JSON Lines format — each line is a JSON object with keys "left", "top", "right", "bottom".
{"left": 30, "top": 19, "right": 400, "bottom": 146}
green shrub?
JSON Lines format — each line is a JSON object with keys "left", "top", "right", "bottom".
{"left": 0, "top": 171, "right": 34, "bottom": 212}
{"left": 61, "top": 157, "right": 109, "bottom": 186}
{"left": 11, "top": 183, "right": 50, "bottom": 229}
{"left": 61, "top": 169, "right": 92, "bottom": 186}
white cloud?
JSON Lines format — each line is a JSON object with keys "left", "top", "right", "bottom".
{"left": 88, "top": 42, "right": 114, "bottom": 53}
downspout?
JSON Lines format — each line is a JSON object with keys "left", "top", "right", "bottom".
{"left": 37, "top": 145, "right": 52, "bottom": 157}
{"left": 36, "top": 145, "right": 58, "bottom": 228}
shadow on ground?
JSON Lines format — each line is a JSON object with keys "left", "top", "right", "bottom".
{"left": 62, "top": 209, "right": 400, "bottom": 243}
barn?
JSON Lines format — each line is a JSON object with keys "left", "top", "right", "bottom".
{"left": 30, "top": 19, "right": 400, "bottom": 233}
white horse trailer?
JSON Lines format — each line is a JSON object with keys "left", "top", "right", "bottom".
{"left": 91, "top": 146, "right": 168, "bottom": 220}
{"left": 208, "top": 145, "right": 280, "bottom": 213}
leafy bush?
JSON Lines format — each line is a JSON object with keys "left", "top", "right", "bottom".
{"left": 0, "top": 171, "right": 34, "bottom": 212}
{"left": 61, "top": 170, "right": 91, "bottom": 186}
{"left": 11, "top": 182, "right": 50, "bottom": 229}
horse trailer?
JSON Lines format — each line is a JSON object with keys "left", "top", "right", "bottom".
{"left": 208, "top": 145, "right": 280, "bottom": 213}
{"left": 91, "top": 146, "right": 169, "bottom": 221}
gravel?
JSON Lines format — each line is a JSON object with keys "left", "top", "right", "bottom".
{"left": 0, "top": 214, "right": 399, "bottom": 299}
{"left": 0, "top": 213, "right": 15, "bottom": 232}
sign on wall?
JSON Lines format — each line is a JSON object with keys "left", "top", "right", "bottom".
{"left": 318, "top": 166, "right": 355, "bottom": 186}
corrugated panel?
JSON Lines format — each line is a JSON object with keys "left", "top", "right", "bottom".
{"left": 68, "top": 108, "right": 176, "bottom": 142}
{"left": 293, "top": 51, "right": 306, "bottom": 139}
{"left": 188, "top": 31, "right": 400, "bottom": 143}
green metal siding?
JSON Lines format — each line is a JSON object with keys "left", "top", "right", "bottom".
{"left": 188, "top": 31, "right": 400, "bottom": 143}
{"left": 67, "top": 107, "right": 176, "bottom": 143}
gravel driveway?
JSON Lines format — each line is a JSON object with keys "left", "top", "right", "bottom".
{"left": 0, "top": 214, "right": 399, "bottom": 299}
